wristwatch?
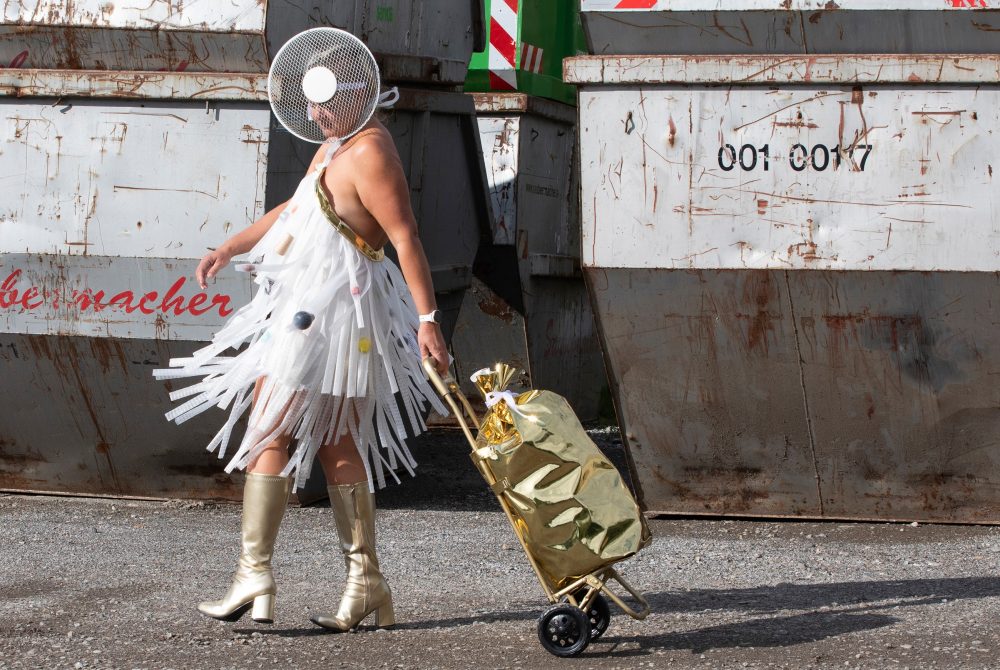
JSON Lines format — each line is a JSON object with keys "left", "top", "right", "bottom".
{"left": 418, "top": 309, "right": 442, "bottom": 324}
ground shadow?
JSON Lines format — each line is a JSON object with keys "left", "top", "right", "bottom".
{"left": 575, "top": 576, "right": 1000, "bottom": 657}
{"left": 644, "top": 576, "right": 1000, "bottom": 616}
{"left": 236, "top": 605, "right": 539, "bottom": 638}
{"left": 592, "top": 610, "right": 898, "bottom": 656}
{"left": 242, "top": 576, "right": 1000, "bottom": 654}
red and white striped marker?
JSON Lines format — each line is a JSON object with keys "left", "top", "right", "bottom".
{"left": 488, "top": 0, "right": 519, "bottom": 90}
{"left": 520, "top": 42, "right": 544, "bottom": 74}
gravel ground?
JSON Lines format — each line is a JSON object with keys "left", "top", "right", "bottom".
{"left": 2, "top": 428, "right": 1000, "bottom": 670}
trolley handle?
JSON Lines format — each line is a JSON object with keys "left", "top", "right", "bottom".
{"left": 422, "top": 357, "right": 481, "bottom": 445}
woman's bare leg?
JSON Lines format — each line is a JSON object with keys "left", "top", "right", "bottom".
{"left": 247, "top": 377, "right": 292, "bottom": 475}
{"left": 311, "top": 402, "right": 394, "bottom": 632}
{"left": 316, "top": 431, "right": 367, "bottom": 485}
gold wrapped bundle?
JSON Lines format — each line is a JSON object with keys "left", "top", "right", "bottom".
{"left": 471, "top": 364, "right": 652, "bottom": 590}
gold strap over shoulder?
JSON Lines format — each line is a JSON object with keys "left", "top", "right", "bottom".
{"left": 314, "top": 169, "right": 385, "bottom": 262}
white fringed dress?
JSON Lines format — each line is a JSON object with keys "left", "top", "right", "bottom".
{"left": 153, "top": 147, "right": 447, "bottom": 491}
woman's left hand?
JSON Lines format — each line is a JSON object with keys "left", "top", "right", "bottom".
{"left": 418, "top": 322, "right": 449, "bottom": 375}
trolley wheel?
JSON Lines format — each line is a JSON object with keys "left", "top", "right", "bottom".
{"left": 570, "top": 591, "right": 611, "bottom": 640}
{"left": 537, "top": 604, "right": 591, "bottom": 657}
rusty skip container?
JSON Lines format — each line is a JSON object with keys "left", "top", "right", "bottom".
{"left": 0, "top": 0, "right": 482, "bottom": 85}
{"left": 450, "top": 93, "right": 605, "bottom": 419}
{"left": 582, "top": 0, "right": 1000, "bottom": 55}
{"left": 0, "top": 1, "right": 489, "bottom": 501}
{"left": 566, "top": 0, "right": 1000, "bottom": 522}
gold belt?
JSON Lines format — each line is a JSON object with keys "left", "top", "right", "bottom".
{"left": 314, "top": 170, "right": 385, "bottom": 262}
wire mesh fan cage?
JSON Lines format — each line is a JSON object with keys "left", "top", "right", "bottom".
{"left": 268, "top": 27, "right": 382, "bottom": 144}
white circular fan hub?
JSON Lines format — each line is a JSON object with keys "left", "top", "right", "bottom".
{"left": 302, "top": 65, "right": 338, "bottom": 103}
{"left": 267, "top": 27, "right": 383, "bottom": 144}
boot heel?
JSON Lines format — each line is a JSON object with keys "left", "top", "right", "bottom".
{"left": 375, "top": 602, "right": 395, "bottom": 628}
{"left": 252, "top": 594, "right": 275, "bottom": 623}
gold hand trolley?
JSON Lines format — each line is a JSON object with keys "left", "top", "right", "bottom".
{"left": 423, "top": 359, "right": 651, "bottom": 657}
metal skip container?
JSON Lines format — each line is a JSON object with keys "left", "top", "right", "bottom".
{"left": 0, "top": 1, "right": 487, "bottom": 500}
{"left": 566, "top": 0, "right": 1000, "bottom": 522}
{"left": 451, "top": 92, "right": 605, "bottom": 419}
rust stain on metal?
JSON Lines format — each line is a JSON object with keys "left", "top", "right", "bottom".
{"left": 476, "top": 293, "right": 515, "bottom": 324}
{"left": 23, "top": 335, "right": 123, "bottom": 494}
{"left": 89, "top": 337, "right": 129, "bottom": 376}
{"left": 738, "top": 271, "right": 779, "bottom": 354}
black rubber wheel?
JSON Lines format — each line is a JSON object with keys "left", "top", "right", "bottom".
{"left": 537, "top": 604, "right": 591, "bottom": 657}
{"left": 575, "top": 591, "right": 611, "bottom": 640}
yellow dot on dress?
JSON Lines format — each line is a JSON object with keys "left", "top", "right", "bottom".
{"left": 358, "top": 337, "right": 371, "bottom": 353}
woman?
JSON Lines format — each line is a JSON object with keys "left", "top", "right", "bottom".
{"left": 156, "top": 108, "right": 450, "bottom": 631}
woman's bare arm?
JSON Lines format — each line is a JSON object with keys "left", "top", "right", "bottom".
{"left": 353, "top": 140, "right": 449, "bottom": 372}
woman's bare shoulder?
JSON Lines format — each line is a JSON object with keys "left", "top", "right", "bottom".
{"left": 349, "top": 128, "right": 402, "bottom": 168}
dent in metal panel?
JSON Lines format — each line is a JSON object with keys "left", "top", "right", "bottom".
{"left": 451, "top": 276, "right": 531, "bottom": 398}
{"left": 579, "top": 86, "right": 1000, "bottom": 272}
{"left": 0, "top": 98, "right": 270, "bottom": 259}
{"left": 0, "top": 254, "right": 252, "bottom": 341}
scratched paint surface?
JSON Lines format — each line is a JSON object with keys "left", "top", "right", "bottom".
{"left": 0, "top": 1, "right": 477, "bottom": 77}
{"left": 0, "top": 254, "right": 252, "bottom": 340}
{"left": 579, "top": 85, "right": 999, "bottom": 271}
{"left": 0, "top": 98, "right": 269, "bottom": 259}
{"left": 580, "top": 1, "right": 1000, "bottom": 55}
{"left": 0, "top": 0, "right": 267, "bottom": 72}
{"left": 581, "top": 0, "right": 997, "bottom": 10}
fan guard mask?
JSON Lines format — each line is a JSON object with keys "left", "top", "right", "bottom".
{"left": 268, "top": 28, "right": 399, "bottom": 145}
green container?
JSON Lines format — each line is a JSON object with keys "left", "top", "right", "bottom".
{"left": 465, "top": 0, "right": 586, "bottom": 106}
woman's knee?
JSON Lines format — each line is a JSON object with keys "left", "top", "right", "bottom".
{"left": 247, "top": 438, "right": 292, "bottom": 474}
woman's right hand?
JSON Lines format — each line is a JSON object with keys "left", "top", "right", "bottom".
{"left": 195, "top": 247, "right": 233, "bottom": 289}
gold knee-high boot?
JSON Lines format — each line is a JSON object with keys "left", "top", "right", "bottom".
{"left": 311, "top": 482, "right": 395, "bottom": 631}
{"left": 198, "top": 472, "right": 291, "bottom": 623}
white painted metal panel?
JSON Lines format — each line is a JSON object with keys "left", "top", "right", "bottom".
{"left": 0, "top": 99, "right": 270, "bottom": 259}
{"left": 0, "top": 254, "right": 251, "bottom": 340}
{"left": 479, "top": 115, "right": 519, "bottom": 245}
{"left": 578, "top": 85, "right": 999, "bottom": 271}
{"left": 0, "top": 0, "right": 267, "bottom": 73}
{"left": 2, "top": 0, "right": 264, "bottom": 28}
